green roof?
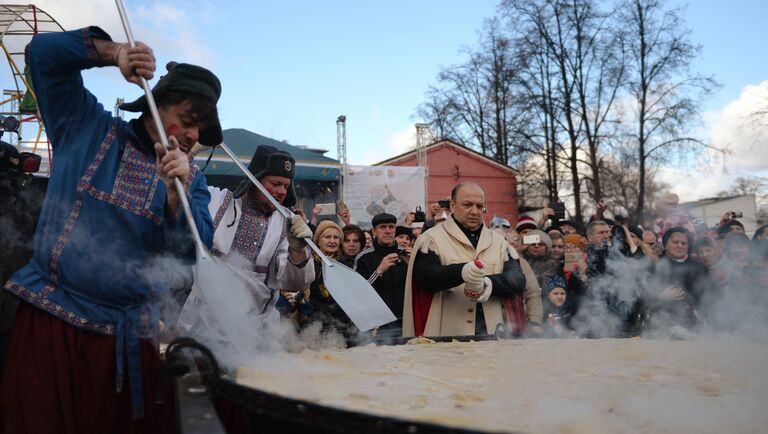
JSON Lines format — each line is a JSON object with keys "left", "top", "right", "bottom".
{"left": 194, "top": 128, "right": 340, "bottom": 181}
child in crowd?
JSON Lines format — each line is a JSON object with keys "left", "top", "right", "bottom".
{"left": 542, "top": 275, "right": 573, "bottom": 337}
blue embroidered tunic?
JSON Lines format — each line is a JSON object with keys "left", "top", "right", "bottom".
{"left": 3, "top": 27, "right": 214, "bottom": 419}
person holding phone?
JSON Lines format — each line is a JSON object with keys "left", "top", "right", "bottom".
{"left": 337, "top": 200, "right": 351, "bottom": 225}
{"left": 353, "top": 213, "right": 409, "bottom": 338}
{"left": 538, "top": 201, "right": 566, "bottom": 229}
{"left": 541, "top": 275, "right": 573, "bottom": 337}
{"left": 521, "top": 230, "right": 559, "bottom": 290}
{"left": 395, "top": 226, "right": 415, "bottom": 253}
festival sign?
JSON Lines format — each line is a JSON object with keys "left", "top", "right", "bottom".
{"left": 344, "top": 165, "right": 426, "bottom": 228}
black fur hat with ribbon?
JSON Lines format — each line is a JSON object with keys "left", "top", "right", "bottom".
{"left": 120, "top": 61, "right": 222, "bottom": 147}
{"left": 233, "top": 145, "right": 297, "bottom": 207}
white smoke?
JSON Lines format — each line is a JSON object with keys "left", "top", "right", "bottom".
{"left": 569, "top": 237, "right": 768, "bottom": 342}
{"left": 145, "top": 251, "right": 350, "bottom": 369}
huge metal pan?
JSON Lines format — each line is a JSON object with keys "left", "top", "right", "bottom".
{"left": 165, "top": 335, "right": 522, "bottom": 434}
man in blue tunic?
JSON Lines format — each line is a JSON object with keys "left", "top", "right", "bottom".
{"left": 1, "top": 26, "right": 218, "bottom": 433}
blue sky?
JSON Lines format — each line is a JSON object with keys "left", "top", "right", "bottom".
{"left": 678, "top": 0, "right": 767, "bottom": 109}
{"left": 3, "top": 0, "right": 767, "bottom": 199}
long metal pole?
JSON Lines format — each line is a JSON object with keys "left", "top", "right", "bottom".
{"left": 217, "top": 142, "right": 328, "bottom": 262}
{"left": 218, "top": 142, "right": 396, "bottom": 331}
{"left": 115, "top": 0, "right": 208, "bottom": 260}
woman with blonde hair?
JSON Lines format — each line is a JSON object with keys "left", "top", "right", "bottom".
{"left": 305, "top": 221, "right": 357, "bottom": 337}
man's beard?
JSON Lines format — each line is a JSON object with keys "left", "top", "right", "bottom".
{"left": 246, "top": 189, "right": 276, "bottom": 215}
{"left": 253, "top": 198, "right": 275, "bottom": 215}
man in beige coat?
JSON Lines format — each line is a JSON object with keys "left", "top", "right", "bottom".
{"left": 402, "top": 182, "right": 542, "bottom": 337}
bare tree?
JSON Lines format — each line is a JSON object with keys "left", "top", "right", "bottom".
{"left": 729, "top": 176, "right": 768, "bottom": 197}
{"left": 502, "top": 0, "right": 625, "bottom": 223}
{"left": 599, "top": 146, "right": 669, "bottom": 225}
{"left": 502, "top": 0, "right": 588, "bottom": 222}
{"left": 565, "top": 0, "right": 625, "bottom": 204}
{"left": 416, "top": 0, "right": 715, "bottom": 226}
{"left": 619, "top": 0, "right": 718, "bottom": 222}
{"left": 415, "top": 86, "right": 470, "bottom": 145}
{"left": 513, "top": 16, "right": 565, "bottom": 203}
{"left": 416, "top": 18, "right": 533, "bottom": 169}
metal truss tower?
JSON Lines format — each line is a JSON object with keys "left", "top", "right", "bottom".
{"left": 336, "top": 115, "right": 347, "bottom": 199}
{"left": 415, "top": 123, "right": 431, "bottom": 205}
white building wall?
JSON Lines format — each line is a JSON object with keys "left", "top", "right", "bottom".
{"left": 683, "top": 194, "right": 758, "bottom": 235}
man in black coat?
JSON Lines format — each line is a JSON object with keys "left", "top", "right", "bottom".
{"left": 576, "top": 220, "right": 643, "bottom": 337}
{"left": 644, "top": 227, "right": 716, "bottom": 334}
{"left": 354, "top": 213, "right": 408, "bottom": 337}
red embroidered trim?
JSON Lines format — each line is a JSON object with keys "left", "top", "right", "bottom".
{"left": 82, "top": 28, "right": 100, "bottom": 65}
{"left": 212, "top": 190, "right": 234, "bottom": 229}
{"left": 112, "top": 143, "right": 159, "bottom": 209}
{"left": 5, "top": 281, "right": 157, "bottom": 338}
{"left": 49, "top": 124, "right": 118, "bottom": 281}
{"left": 84, "top": 185, "right": 162, "bottom": 225}
{"left": 5, "top": 281, "right": 116, "bottom": 335}
{"left": 186, "top": 165, "right": 198, "bottom": 195}
{"left": 230, "top": 197, "right": 270, "bottom": 261}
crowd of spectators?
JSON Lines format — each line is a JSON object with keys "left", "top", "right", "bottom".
{"left": 277, "top": 188, "right": 768, "bottom": 341}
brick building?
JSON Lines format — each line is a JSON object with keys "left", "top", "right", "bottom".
{"left": 375, "top": 139, "right": 519, "bottom": 225}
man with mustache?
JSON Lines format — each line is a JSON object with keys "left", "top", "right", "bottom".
{"left": 1, "top": 27, "right": 218, "bottom": 432}
{"left": 354, "top": 213, "right": 409, "bottom": 338}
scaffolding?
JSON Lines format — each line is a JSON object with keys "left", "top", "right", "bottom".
{"left": 0, "top": 4, "right": 65, "bottom": 175}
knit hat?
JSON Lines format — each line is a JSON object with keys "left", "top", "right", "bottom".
{"left": 395, "top": 226, "right": 414, "bottom": 240}
{"left": 313, "top": 220, "right": 343, "bottom": 245}
{"left": 120, "top": 61, "right": 222, "bottom": 147}
{"left": 515, "top": 215, "right": 538, "bottom": 232}
{"left": 543, "top": 275, "right": 567, "bottom": 296}
{"left": 526, "top": 229, "right": 552, "bottom": 251}
{"left": 232, "top": 145, "right": 297, "bottom": 207}
{"left": 563, "top": 234, "right": 588, "bottom": 251}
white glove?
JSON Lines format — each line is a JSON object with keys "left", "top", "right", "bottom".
{"left": 476, "top": 277, "right": 493, "bottom": 303}
{"left": 465, "top": 277, "right": 493, "bottom": 302}
{"left": 464, "top": 279, "right": 483, "bottom": 300}
{"left": 286, "top": 214, "right": 312, "bottom": 250}
{"left": 461, "top": 261, "right": 485, "bottom": 286}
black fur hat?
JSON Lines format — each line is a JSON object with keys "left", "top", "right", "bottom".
{"left": 232, "top": 145, "right": 297, "bottom": 207}
{"left": 120, "top": 62, "right": 222, "bottom": 147}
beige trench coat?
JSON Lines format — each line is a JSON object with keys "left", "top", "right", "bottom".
{"left": 402, "top": 217, "right": 542, "bottom": 337}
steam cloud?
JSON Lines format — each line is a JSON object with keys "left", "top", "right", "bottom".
{"left": 570, "top": 241, "right": 768, "bottom": 342}
{"left": 148, "top": 252, "right": 350, "bottom": 369}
